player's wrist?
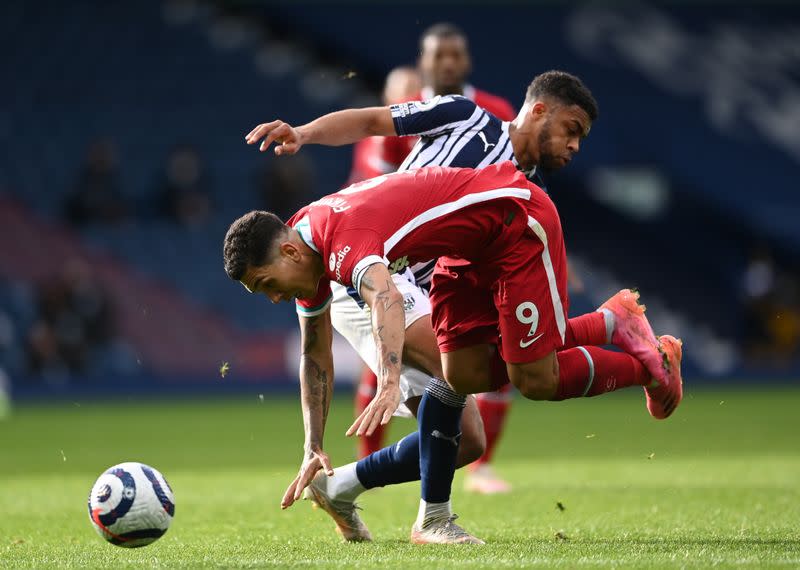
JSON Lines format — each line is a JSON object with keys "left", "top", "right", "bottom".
{"left": 295, "top": 125, "right": 310, "bottom": 146}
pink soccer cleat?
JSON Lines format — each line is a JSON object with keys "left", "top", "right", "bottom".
{"left": 598, "top": 289, "right": 663, "bottom": 384}
{"left": 645, "top": 335, "right": 684, "bottom": 419}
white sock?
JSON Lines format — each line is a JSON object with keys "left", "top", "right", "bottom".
{"left": 599, "top": 308, "right": 615, "bottom": 344}
{"left": 323, "top": 462, "right": 366, "bottom": 502}
{"left": 416, "top": 499, "right": 452, "bottom": 528}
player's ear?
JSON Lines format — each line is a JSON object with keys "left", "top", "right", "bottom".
{"left": 279, "top": 241, "right": 302, "bottom": 263}
{"left": 530, "top": 101, "right": 548, "bottom": 119}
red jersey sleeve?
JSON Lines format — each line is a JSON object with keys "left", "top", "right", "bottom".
{"left": 328, "top": 229, "right": 388, "bottom": 294}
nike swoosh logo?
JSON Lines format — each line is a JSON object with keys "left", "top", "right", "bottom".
{"left": 519, "top": 333, "right": 544, "bottom": 348}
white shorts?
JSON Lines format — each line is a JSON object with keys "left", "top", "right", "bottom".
{"left": 330, "top": 274, "right": 432, "bottom": 418}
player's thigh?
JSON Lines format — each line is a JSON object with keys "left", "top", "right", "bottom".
{"left": 389, "top": 275, "right": 441, "bottom": 377}
{"left": 330, "top": 277, "right": 431, "bottom": 372}
{"left": 402, "top": 315, "right": 442, "bottom": 379}
{"left": 329, "top": 282, "right": 376, "bottom": 368}
{"left": 441, "top": 344, "right": 496, "bottom": 395}
{"left": 429, "top": 262, "right": 499, "bottom": 392}
{"left": 494, "top": 230, "right": 568, "bottom": 366}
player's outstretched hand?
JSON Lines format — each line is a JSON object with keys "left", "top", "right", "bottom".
{"left": 280, "top": 446, "right": 334, "bottom": 510}
{"left": 346, "top": 382, "right": 401, "bottom": 438}
{"left": 245, "top": 120, "right": 304, "bottom": 155}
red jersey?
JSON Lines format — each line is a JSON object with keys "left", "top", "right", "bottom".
{"left": 289, "top": 161, "right": 545, "bottom": 316}
{"left": 345, "top": 85, "right": 516, "bottom": 184}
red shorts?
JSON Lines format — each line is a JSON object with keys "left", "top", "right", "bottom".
{"left": 430, "top": 197, "right": 569, "bottom": 364}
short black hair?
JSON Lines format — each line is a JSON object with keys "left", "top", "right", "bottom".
{"left": 419, "top": 22, "right": 467, "bottom": 52}
{"left": 525, "top": 71, "right": 599, "bottom": 122}
{"left": 223, "top": 211, "right": 287, "bottom": 281}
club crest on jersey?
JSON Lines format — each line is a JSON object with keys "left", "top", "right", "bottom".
{"left": 334, "top": 246, "right": 351, "bottom": 281}
{"left": 388, "top": 256, "right": 409, "bottom": 274}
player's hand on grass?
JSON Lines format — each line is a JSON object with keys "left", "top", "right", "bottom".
{"left": 280, "top": 446, "right": 334, "bottom": 510}
{"left": 346, "top": 381, "right": 401, "bottom": 438}
{"left": 245, "top": 120, "right": 303, "bottom": 155}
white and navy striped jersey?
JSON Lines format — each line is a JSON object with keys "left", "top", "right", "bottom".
{"left": 388, "top": 95, "right": 546, "bottom": 288}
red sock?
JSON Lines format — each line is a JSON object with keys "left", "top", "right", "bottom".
{"left": 553, "top": 346, "right": 650, "bottom": 400}
{"left": 355, "top": 367, "right": 386, "bottom": 458}
{"left": 563, "top": 312, "right": 609, "bottom": 349}
{"left": 472, "top": 383, "right": 513, "bottom": 466}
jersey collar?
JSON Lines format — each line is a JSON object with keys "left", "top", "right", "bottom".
{"left": 293, "top": 216, "right": 319, "bottom": 253}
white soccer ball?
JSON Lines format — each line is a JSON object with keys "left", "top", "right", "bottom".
{"left": 87, "top": 462, "right": 175, "bottom": 548}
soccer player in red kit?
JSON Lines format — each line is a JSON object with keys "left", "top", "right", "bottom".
{"left": 223, "top": 162, "right": 684, "bottom": 543}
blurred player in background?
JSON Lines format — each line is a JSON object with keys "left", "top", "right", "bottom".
{"left": 352, "top": 23, "right": 518, "bottom": 495}
{"left": 346, "top": 66, "right": 421, "bottom": 185}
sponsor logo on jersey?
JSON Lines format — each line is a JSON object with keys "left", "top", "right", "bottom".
{"left": 478, "top": 131, "right": 496, "bottom": 152}
{"left": 334, "top": 246, "right": 351, "bottom": 281}
{"left": 388, "top": 255, "right": 409, "bottom": 274}
{"left": 329, "top": 252, "right": 336, "bottom": 271}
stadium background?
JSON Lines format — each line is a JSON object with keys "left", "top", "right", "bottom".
{"left": 1, "top": 2, "right": 799, "bottom": 566}
{"left": 1, "top": 1, "right": 798, "bottom": 401}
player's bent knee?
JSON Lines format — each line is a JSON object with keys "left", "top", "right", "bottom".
{"left": 508, "top": 355, "right": 559, "bottom": 400}
{"left": 442, "top": 346, "right": 494, "bottom": 395}
{"left": 442, "top": 361, "right": 491, "bottom": 395}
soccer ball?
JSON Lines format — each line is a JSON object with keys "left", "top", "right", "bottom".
{"left": 87, "top": 462, "right": 175, "bottom": 548}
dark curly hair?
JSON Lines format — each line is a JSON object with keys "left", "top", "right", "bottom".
{"left": 223, "top": 211, "right": 287, "bottom": 281}
{"left": 525, "top": 71, "right": 598, "bottom": 122}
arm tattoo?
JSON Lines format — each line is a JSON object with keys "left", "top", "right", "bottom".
{"left": 300, "top": 354, "right": 331, "bottom": 449}
{"left": 361, "top": 272, "right": 401, "bottom": 312}
{"left": 302, "top": 355, "right": 329, "bottom": 425}
{"left": 374, "top": 278, "right": 402, "bottom": 312}
{"left": 301, "top": 314, "right": 321, "bottom": 355}
{"left": 298, "top": 314, "right": 332, "bottom": 449}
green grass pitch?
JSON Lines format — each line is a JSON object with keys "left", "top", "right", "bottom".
{"left": 1, "top": 387, "right": 799, "bottom": 568}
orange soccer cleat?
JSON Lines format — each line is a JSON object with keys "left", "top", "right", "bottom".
{"left": 598, "top": 289, "right": 662, "bottom": 383}
{"left": 645, "top": 335, "right": 684, "bottom": 419}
